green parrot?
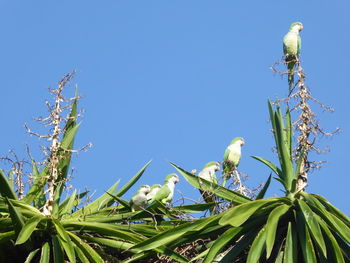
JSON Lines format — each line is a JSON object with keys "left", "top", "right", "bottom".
{"left": 150, "top": 174, "right": 179, "bottom": 205}
{"left": 198, "top": 161, "right": 220, "bottom": 214}
{"left": 222, "top": 137, "right": 245, "bottom": 187}
{"left": 130, "top": 185, "right": 151, "bottom": 212}
{"left": 198, "top": 161, "right": 220, "bottom": 184}
{"left": 283, "top": 22, "right": 303, "bottom": 90}
{"left": 146, "top": 184, "right": 162, "bottom": 202}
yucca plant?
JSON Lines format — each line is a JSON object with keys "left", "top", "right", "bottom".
{"left": 128, "top": 100, "right": 350, "bottom": 263}
{"left": 0, "top": 74, "right": 209, "bottom": 263}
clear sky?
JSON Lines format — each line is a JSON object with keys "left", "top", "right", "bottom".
{"left": 0, "top": 1, "right": 349, "bottom": 215}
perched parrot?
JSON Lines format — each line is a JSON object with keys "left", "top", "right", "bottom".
{"left": 150, "top": 174, "right": 179, "bottom": 205}
{"left": 198, "top": 161, "right": 220, "bottom": 214}
{"left": 130, "top": 185, "right": 151, "bottom": 212}
{"left": 222, "top": 137, "right": 245, "bottom": 187}
{"left": 283, "top": 22, "right": 303, "bottom": 90}
{"left": 198, "top": 161, "right": 220, "bottom": 184}
{"left": 146, "top": 184, "right": 162, "bottom": 201}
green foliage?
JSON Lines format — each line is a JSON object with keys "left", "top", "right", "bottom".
{"left": 0, "top": 81, "right": 349, "bottom": 263}
{"left": 123, "top": 102, "right": 350, "bottom": 263}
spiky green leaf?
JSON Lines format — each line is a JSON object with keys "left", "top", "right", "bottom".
{"left": 116, "top": 160, "right": 152, "bottom": 197}
{"left": 203, "top": 227, "right": 242, "bottom": 263}
{"left": 255, "top": 174, "right": 271, "bottom": 200}
{"left": 284, "top": 221, "right": 297, "bottom": 263}
{"left": 0, "top": 170, "right": 17, "bottom": 200}
{"left": 219, "top": 198, "right": 279, "bottom": 227}
{"left": 58, "top": 189, "right": 77, "bottom": 217}
{"left": 71, "top": 180, "right": 120, "bottom": 217}
{"left": 68, "top": 232, "right": 104, "bottom": 263}
{"left": 247, "top": 227, "right": 266, "bottom": 263}
{"left": 5, "top": 197, "right": 24, "bottom": 236}
{"left": 251, "top": 156, "right": 282, "bottom": 177}
{"left": 171, "top": 162, "right": 250, "bottom": 204}
{"left": 296, "top": 211, "right": 317, "bottom": 262}
{"left": 298, "top": 200, "right": 327, "bottom": 257}
{"left": 265, "top": 204, "right": 290, "bottom": 258}
{"left": 56, "top": 231, "right": 76, "bottom": 263}
{"left": 318, "top": 218, "right": 345, "bottom": 263}
{"left": 16, "top": 215, "right": 43, "bottom": 245}
{"left": 52, "top": 235, "right": 64, "bottom": 263}
{"left": 39, "top": 242, "right": 50, "bottom": 263}
{"left": 24, "top": 164, "right": 47, "bottom": 207}
{"left": 24, "top": 248, "right": 40, "bottom": 263}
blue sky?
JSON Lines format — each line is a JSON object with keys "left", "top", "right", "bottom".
{"left": 0, "top": 1, "right": 349, "bottom": 215}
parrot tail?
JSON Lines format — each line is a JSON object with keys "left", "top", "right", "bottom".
{"left": 285, "top": 54, "right": 297, "bottom": 92}
{"left": 288, "top": 69, "right": 294, "bottom": 91}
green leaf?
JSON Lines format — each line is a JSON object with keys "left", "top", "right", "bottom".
{"left": 57, "top": 231, "right": 76, "bottom": 263}
{"left": 57, "top": 93, "right": 79, "bottom": 183}
{"left": 53, "top": 222, "right": 77, "bottom": 262}
{"left": 39, "top": 242, "right": 50, "bottom": 263}
{"left": 121, "top": 252, "right": 154, "bottom": 263}
{"left": 131, "top": 216, "right": 217, "bottom": 251}
{"left": 219, "top": 198, "right": 278, "bottom": 227}
{"left": 173, "top": 203, "right": 217, "bottom": 213}
{"left": 10, "top": 199, "right": 42, "bottom": 217}
{"left": 0, "top": 170, "right": 17, "bottom": 200}
{"left": 59, "top": 190, "right": 88, "bottom": 214}
{"left": 63, "top": 92, "right": 78, "bottom": 137}
{"left": 82, "top": 236, "right": 134, "bottom": 250}
{"left": 74, "top": 245, "right": 89, "bottom": 262}
{"left": 56, "top": 123, "right": 80, "bottom": 183}
{"left": 116, "top": 160, "right": 152, "bottom": 197}
{"left": 5, "top": 197, "right": 24, "bottom": 236}
{"left": 274, "top": 108, "right": 293, "bottom": 191}
{"left": 7, "top": 170, "right": 14, "bottom": 190}
{"left": 52, "top": 235, "right": 64, "bottom": 263}
{"left": 318, "top": 218, "right": 345, "bottom": 263}
{"left": 52, "top": 182, "right": 63, "bottom": 217}
{"left": 171, "top": 162, "right": 251, "bottom": 204}
{"left": 312, "top": 194, "right": 350, "bottom": 227}
{"left": 302, "top": 193, "right": 350, "bottom": 243}
{"left": 203, "top": 227, "right": 242, "bottom": 263}
{"left": 53, "top": 219, "right": 70, "bottom": 242}
{"left": 60, "top": 123, "right": 80, "bottom": 150}
{"left": 251, "top": 156, "right": 282, "bottom": 177}
{"left": 255, "top": 174, "right": 271, "bottom": 200}
{"left": 283, "top": 221, "right": 297, "bottom": 263}
{"left": 61, "top": 221, "right": 143, "bottom": 243}
{"left": 268, "top": 100, "right": 279, "bottom": 154}
{"left": 296, "top": 210, "right": 317, "bottom": 263}
{"left": 84, "top": 235, "right": 188, "bottom": 263}
{"left": 265, "top": 204, "right": 290, "bottom": 258}
{"left": 105, "top": 192, "right": 131, "bottom": 210}
{"left": 0, "top": 231, "right": 16, "bottom": 245}
{"left": 71, "top": 180, "right": 120, "bottom": 217}
{"left": 220, "top": 230, "right": 258, "bottom": 262}
{"left": 247, "top": 227, "right": 266, "bottom": 263}
{"left": 24, "top": 164, "right": 47, "bottom": 207}
{"left": 68, "top": 232, "right": 104, "bottom": 263}
{"left": 285, "top": 109, "right": 292, "bottom": 156}
{"left": 58, "top": 189, "right": 77, "bottom": 217}
{"left": 16, "top": 215, "right": 43, "bottom": 245}
{"left": 333, "top": 232, "right": 350, "bottom": 261}
{"left": 298, "top": 200, "right": 327, "bottom": 258}
{"left": 24, "top": 248, "right": 40, "bottom": 263}
{"left": 275, "top": 251, "right": 284, "bottom": 263}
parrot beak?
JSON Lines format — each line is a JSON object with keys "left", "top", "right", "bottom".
{"left": 300, "top": 25, "right": 304, "bottom": 31}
